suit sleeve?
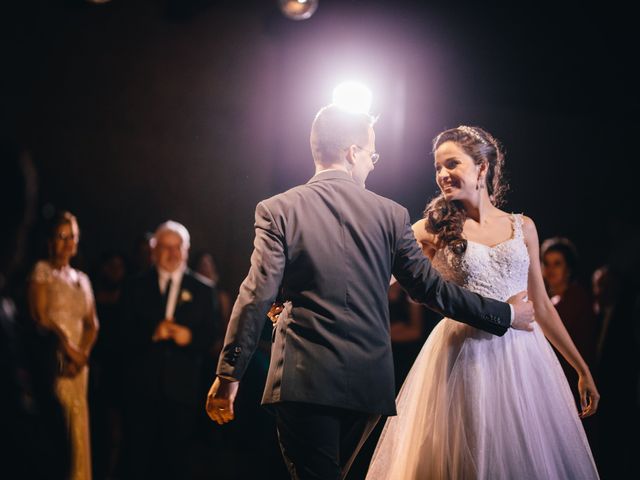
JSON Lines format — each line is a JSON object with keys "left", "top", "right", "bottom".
{"left": 216, "top": 201, "right": 286, "bottom": 380}
{"left": 392, "top": 209, "right": 511, "bottom": 336}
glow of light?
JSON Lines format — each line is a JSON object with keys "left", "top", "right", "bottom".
{"left": 278, "top": 0, "right": 319, "bottom": 21}
{"left": 332, "top": 81, "right": 373, "bottom": 114}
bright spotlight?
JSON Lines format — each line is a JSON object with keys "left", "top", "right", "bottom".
{"left": 332, "top": 82, "right": 372, "bottom": 114}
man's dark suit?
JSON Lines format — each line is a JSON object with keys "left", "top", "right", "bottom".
{"left": 122, "top": 268, "right": 217, "bottom": 479}
{"left": 217, "top": 170, "right": 511, "bottom": 478}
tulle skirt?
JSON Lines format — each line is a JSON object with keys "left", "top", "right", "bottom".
{"left": 367, "top": 319, "right": 599, "bottom": 479}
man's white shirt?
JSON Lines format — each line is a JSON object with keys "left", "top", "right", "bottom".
{"left": 157, "top": 266, "right": 185, "bottom": 321}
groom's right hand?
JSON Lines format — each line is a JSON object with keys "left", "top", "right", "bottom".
{"left": 206, "top": 376, "right": 239, "bottom": 425}
{"left": 507, "top": 291, "right": 535, "bottom": 332}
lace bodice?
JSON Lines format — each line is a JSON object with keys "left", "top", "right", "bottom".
{"left": 431, "top": 214, "right": 529, "bottom": 302}
{"left": 31, "top": 260, "right": 93, "bottom": 345}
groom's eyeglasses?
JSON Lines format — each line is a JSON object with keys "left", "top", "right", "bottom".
{"left": 355, "top": 145, "right": 380, "bottom": 165}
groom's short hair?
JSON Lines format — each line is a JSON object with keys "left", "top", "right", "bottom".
{"left": 310, "top": 104, "right": 375, "bottom": 166}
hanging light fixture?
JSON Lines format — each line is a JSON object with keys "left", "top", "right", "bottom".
{"left": 278, "top": 0, "right": 319, "bottom": 21}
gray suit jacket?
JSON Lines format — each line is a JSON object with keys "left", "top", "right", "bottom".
{"left": 217, "top": 170, "right": 510, "bottom": 415}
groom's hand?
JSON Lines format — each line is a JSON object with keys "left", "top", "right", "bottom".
{"left": 206, "top": 376, "right": 239, "bottom": 425}
{"left": 507, "top": 291, "right": 535, "bottom": 331}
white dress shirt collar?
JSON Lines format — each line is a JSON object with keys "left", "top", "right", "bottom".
{"left": 157, "top": 265, "right": 186, "bottom": 320}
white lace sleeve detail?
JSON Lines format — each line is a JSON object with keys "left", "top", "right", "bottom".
{"left": 31, "top": 260, "right": 53, "bottom": 284}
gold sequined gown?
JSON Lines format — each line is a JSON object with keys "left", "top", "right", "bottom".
{"left": 32, "top": 260, "right": 94, "bottom": 480}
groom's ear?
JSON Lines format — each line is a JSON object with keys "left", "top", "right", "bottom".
{"left": 345, "top": 144, "right": 357, "bottom": 166}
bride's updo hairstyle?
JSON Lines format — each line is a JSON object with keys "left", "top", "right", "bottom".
{"left": 423, "top": 126, "right": 509, "bottom": 255}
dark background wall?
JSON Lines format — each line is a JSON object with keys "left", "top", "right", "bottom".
{"left": 3, "top": 0, "right": 638, "bottom": 290}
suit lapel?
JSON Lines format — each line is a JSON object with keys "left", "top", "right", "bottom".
{"left": 173, "top": 270, "right": 192, "bottom": 323}
{"left": 148, "top": 268, "right": 166, "bottom": 322}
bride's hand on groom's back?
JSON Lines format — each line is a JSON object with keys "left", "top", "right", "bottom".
{"left": 267, "top": 302, "right": 284, "bottom": 324}
{"left": 508, "top": 291, "right": 535, "bottom": 332}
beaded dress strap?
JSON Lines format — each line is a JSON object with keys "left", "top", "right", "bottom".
{"left": 511, "top": 213, "right": 524, "bottom": 240}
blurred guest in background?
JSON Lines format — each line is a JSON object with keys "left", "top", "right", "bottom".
{"left": 592, "top": 265, "right": 621, "bottom": 362}
{"left": 0, "top": 143, "right": 70, "bottom": 479}
{"left": 591, "top": 263, "right": 640, "bottom": 478}
{"left": 28, "top": 210, "right": 99, "bottom": 480}
{"left": 193, "top": 251, "right": 232, "bottom": 329}
{"left": 130, "top": 231, "right": 153, "bottom": 277}
{"left": 541, "top": 237, "right": 598, "bottom": 381}
{"left": 89, "top": 251, "right": 128, "bottom": 480}
{"left": 120, "top": 220, "right": 218, "bottom": 480}
{"left": 192, "top": 250, "right": 233, "bottom": 379}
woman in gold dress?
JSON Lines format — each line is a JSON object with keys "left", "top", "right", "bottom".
{"left": 29, "top": 211, "right": 99, "bottom": 480}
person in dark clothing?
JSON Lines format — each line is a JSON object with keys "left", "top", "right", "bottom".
{"left": 0, "top": 142, "right": 70, "bottom": 479}
{"left": 121, "top": 220, "right": 219, "bottom": 480}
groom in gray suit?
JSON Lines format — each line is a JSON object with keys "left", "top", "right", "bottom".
{"left": 206, "top": 104, "right": 534, "bottom": 480}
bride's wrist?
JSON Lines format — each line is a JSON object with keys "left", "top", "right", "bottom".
{"left": 576, "top": 367, "right": 591, "bottom": 378}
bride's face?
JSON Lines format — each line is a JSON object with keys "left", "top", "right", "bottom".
{"left": 434, "top": 141, "right": 483, "bottom": 202}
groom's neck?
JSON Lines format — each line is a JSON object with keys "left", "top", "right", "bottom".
{"left": 314, "top": 163, "right": 349, "bottom": 176}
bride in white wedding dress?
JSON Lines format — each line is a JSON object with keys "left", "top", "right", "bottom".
{"left": 367, "top": 126, "right": 600, "bottom": 479}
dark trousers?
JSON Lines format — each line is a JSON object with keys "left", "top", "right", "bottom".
{"left": 274, "top": 402, "right": 380, "bottom": 480}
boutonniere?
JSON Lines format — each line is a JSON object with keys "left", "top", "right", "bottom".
{"left": 179, "top": 289, "right": 193, "bottom": 303}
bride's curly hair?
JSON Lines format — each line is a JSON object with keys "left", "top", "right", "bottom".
{"left": 423, "top": 126, "right": 509, "bottom": 255}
